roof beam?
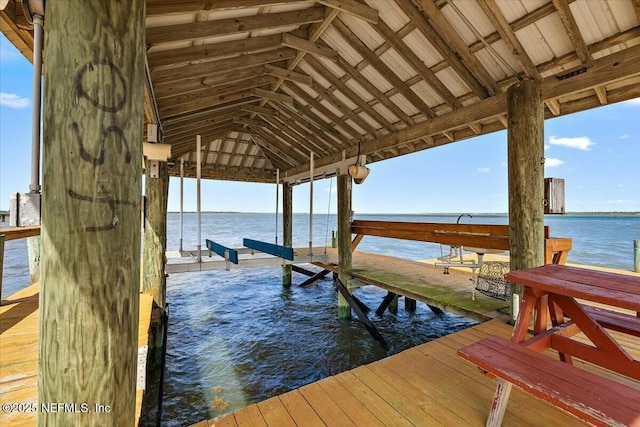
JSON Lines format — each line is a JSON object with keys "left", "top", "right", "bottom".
{"left": 261, "top": 115, "right": 329, "bottom": 157}
{"left": 373, "top": 18, "right": 461, "bottom": 109}
{"left": 160, "top": 89, "right": 263, "bottom": 118}
{"left": 318, "top": 0, "right": 379, "bottom": 24}
{"left": 413, "top": 0, "right": 501, "bottom": 95}
{"left": 154, "top": 66, "right": 266, "bottom": 100}
{"left": 395, "top": 0, "right": 489, "bottom": 99}
{"left": 551, "top": 0, "right": 592, "bottom": 65}
{"left": 249, "top": 135, "right": 297, "bottom": 170}
{"left": 308, "top": 80, "right": 378, "bottom": 136}
{"left": 594, "top": 85, "right": 608, "bottom": 106}
{"left": 176, "top": 165, "right": 275, "bottom": 183}
{"left": 282, "top": 82, "right": 361, "bottom": 140}
{"left": 151, "top": 48, "right": 297, "bottom": 86}
{"left": 306, "top": 57, "right": 393, "bottom": 130}
{"left": 270, "top": 100, "right": 348, "bottom": 149}
{"left": 253, "top": 120, "right": 313, "bottom": 159}
{"left": 146, "top": 0, "right": 293, "bottom": 17}
{"left": 282, "top": 33, "right": 338, "bottom": 61}
{"left": 267, "top": 113, "right": 337, "bottom": 154}
{"left": 304, "top": 56, "right": 393, "bottom": 131}
{"left": 333, "top": 17, "right": 436, "bottom": 118}
{"left": 250, "top": 126, "right": 307, "bottom": 164}
{"left": 162, "top": 96, "right": 260, "bottom": 122}
{"left": 251, "top": 87, "right": 294, "bottom": 104}
{"left": 285, "top": 43, "right": 640, "bottom": 176}
{"left": 477, "top": 0, "right": 540, "bottom": 79}
{"left": 160, "top": 76, "right": 278, "bottom": 109}
{"left": 147, "top": 7, "right": 325, "bottom": 46}
{"left": 335, "top": 56, "right": 412, "bottom": 123}
{"left": 148, "top": 33, "right": 283, "bottom": 69}
{"left": 264, "top": 64, "right": 313, "bottom": 85}
{"left": 242, "top": 105, "right": 280, "bottom": 116}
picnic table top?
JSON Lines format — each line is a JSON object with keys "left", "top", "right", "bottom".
{"left": 505, "top": 264, "right": 640, "bottom": 312}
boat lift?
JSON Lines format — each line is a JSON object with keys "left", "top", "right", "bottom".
{"left": 166, "top": 238, "right": 328, "bottom": 273}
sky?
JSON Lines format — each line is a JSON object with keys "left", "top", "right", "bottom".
{"left": 1, "top": 34, "right": 639, "bottom": 214}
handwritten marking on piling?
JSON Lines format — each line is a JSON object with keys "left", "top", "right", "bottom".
{"left": 74, "top": 60, "right": 127, "bottom": 113}
{"left": 67, "top": 60, "right": 135, "bottom": 232}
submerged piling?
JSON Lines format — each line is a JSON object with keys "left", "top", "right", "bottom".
{"left": 634, "top": 239, "right": 639, "bottom": 273}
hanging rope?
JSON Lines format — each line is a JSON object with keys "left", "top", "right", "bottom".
{"left": 324, "top": 176, "right": 333, "bottom": 254}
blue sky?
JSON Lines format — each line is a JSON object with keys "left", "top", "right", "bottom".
{"left": 1, "top": 34, "right": 639, "bottom": 214}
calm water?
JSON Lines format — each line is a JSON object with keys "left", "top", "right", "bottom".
{"left": 2, "top": 214, "right": 639, "bottom": 425}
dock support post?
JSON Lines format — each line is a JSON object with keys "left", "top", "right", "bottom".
{"left": 634, "top": 240, "right": 639, "bottom": 273}
{"left": 507, "top": 79, "right": 545, "bottom": 317}
{"left": 337, "top": 174, "right": 352, "bottom": 319}
{"left": 196, "top": 135, "right": 202, "bottom": 263}
{"left": 282, "top": 181, "right": 293, "bottom": 287}
{"left": 404, "top": 297, "right": 416, "bottom": 312}
{"left": 39, "top": 1, "right": 145, "bottom": 425}
{"left": 179, "top": 159, "right": 184, "bottom": 252}
{"left": 143, "top": 158, "right": 169, "bottom": 314}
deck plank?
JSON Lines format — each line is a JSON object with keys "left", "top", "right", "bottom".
{"left": 192, "top": 319, "right": 640, "bottom": 426}
{"left": 298, "top": 382, "right": 354, "bottom": 427}
{"left": 315, "top": 376, "right": 386, "bottom": 427}
{"left": 278, "top": 389, "right": 325, "bottom": 427}
{"left": 0, "top": 284, "right": 154, "bottom": 427}
{"left": 314, "top": 249, "right": 510, "bottom": 321}
{"left": 256, "top": 396, "right": 296, "bottom": 427}
{"left": 233, "top": 403, "right": 267, "bottom": 427}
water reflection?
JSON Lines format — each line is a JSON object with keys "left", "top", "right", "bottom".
{"left": 161, "top": 267, "right": 476, "bottom": 425}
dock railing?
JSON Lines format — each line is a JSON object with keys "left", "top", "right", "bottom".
{"left": 0, "top": 225, "right": 41, "bottom": 300}
{"left": 351, "top": 220, "right": 570, "bottom": 265}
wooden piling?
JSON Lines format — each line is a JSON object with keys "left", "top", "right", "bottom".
{"left": 39, "top": 1, "right": 145, "bottom": 425}
{"left": 634, "top": 240, "right": 639, "bottom": 273}
{"left": 143, "top": 160, "right": 169, "bottom": 312}
{"left": 27, "top": 236, "right": 40, "bottom": 284}
{"left": 404, "top": 297, "right": 417, "bottom": 312}
{"left": 282, "top": 181, "right": 293, "bottom": 286}
{"left": 337, "top": 174, "right": 352, "bottom": 319}
{"left": 0, "top": 234, "right": 4, "bottom": 299}
{"left": 507, "top": 79, "right": 545, "bottom": 317}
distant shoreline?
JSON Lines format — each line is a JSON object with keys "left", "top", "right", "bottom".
{"left": 167, "top": 211, "right": 640, "bottom": 217}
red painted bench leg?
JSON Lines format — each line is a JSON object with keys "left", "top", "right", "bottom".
{"left": 487, "top": 380, "right": 512, "bottom": 427}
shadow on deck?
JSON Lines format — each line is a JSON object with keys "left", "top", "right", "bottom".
{"left": 0, "top": 284, "right": 154, "bottom": 426}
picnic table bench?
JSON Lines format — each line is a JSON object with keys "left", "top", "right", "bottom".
{"left": 458, "top": 264, "right": 640, "bottom": 426}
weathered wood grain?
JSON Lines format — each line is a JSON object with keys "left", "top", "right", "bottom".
{"left": 507, "top": 80, "right": 545, "bottom": 301}
{"left": 40, "top": 1, "right": 145, "bottom": 425}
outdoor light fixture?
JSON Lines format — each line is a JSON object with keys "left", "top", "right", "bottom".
{"left": 348, "top": 153, "right": 370, "bottom": 185}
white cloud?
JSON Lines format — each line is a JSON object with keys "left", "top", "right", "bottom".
{"left": 0, "top": 92, "right": 29, "bottom": 109}
{"left": 607, "top": 199, "right": 637, "bottom": 204}
{"left": 544, "top": 158, "right": 564, "bottom": 167}
{"left": 620, "top": 134, "right": 631, "bottom": 139}
{"left": 544, "top": 144, "right": 550, "bottom": 151}
{"left": 549, "top": 136, "right": 594, "bottom": 150}
{"left": 476, "top": 167, "right": 490, "bottom": 173}
{"left": 624, "top": 98, "right": 640, "bottom": 105}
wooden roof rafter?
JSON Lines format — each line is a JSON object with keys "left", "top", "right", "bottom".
{"left": 394, "top": 0, "right": 489, "bottom": 99}
{"left": 302, "top": 55, "right": 395, "bottom": 132}
{"left": 476, "top": 0, "right": 540, "bottom": 80}
{"left": 332, "top": 17, "right": 436, "bottom": 119}
{"left": 146, "top": 6, "right": 326, "bottom": 46}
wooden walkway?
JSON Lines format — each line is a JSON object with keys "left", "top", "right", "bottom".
{"left": 193, "top": 319, "right": 640, "bottom": 427}
{"left": 315, "top": 249, "right": 510, "bottom": 321}
{"left": 0, "top": 283, "right": 154, "bottom": 426}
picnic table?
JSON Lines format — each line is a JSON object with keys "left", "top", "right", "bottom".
{"left": 458, "top": 264, "right": 640, "bottom": 426}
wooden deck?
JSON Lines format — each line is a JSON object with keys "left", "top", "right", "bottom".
{"left": 0, "top": 284, "right": 154, "bottom": 426}
{"left": 193, "top": 319, "right": 640, "bottom": 427}
{"left": 315, "top": 249, "right": 510, "bottom": 322}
